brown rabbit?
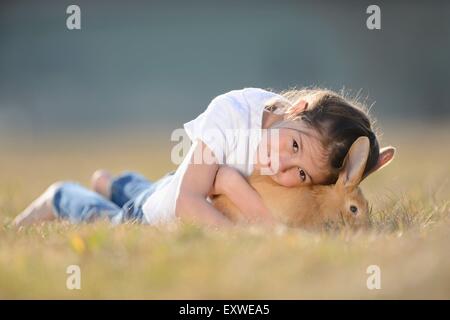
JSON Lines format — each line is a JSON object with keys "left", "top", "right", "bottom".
{"left": 212, "top": 136, "right": 395, "bottom": 230}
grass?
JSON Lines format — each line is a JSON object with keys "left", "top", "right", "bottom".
{"left": 0, "top": 124, "right": 449, "bottom": 299}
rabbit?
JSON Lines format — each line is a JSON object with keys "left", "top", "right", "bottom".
{"left": 212, "top": 136, "right": 396, "bottom": 230}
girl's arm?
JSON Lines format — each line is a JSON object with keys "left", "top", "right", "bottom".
{"left": 210, "top": 166, "right": 276, "bottom": 225}
{"left": 175, "top": 141, "right": 232, "bottom": 228}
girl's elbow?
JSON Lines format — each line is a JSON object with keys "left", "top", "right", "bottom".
{"left": 175, "top": 192, "right": 202, "bottom": 218}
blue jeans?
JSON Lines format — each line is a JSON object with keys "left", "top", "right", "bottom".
{"left": 52, "top": 172, "right": 164, "bottom": 224}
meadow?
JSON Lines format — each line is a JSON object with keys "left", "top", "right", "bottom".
{"left": 0, "top": 123, "right": 449, "bottom": 299}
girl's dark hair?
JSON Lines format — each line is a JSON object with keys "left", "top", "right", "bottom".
{"left": 268, "top": 88, "right": 380, "bottom": 185}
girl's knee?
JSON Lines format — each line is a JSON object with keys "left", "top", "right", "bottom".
{"left": 46, "top": 181, "right": 83, "bottom": 203}
{"left": 45, "top": 181, "right": 69, "bottom": 199}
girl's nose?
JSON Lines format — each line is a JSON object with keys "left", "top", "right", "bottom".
{"left": 278, "top": 156, "right": 296, "bottom": 173}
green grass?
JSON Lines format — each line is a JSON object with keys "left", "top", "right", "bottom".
{"left": 1, "top": 125, "right": 449, "bottom": 299}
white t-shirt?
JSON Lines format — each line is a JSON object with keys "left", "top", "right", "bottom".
{"left": 142, "top": 88, "right": 284, "bottom": 225}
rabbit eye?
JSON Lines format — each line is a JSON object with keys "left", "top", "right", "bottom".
{"left": 350, "top": 205, "right": 358, "bottom": 214}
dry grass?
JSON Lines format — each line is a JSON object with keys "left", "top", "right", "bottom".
{"left": 0, "top": 124, "right": 449, "bottom": 299}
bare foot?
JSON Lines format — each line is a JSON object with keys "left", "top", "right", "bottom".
{"left": 13, "top": 182, "right": 62, "bottom": 227}
{"left": 91, "top": 169, "right": 112, "bottom": 199}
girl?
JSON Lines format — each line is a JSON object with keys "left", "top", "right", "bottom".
{"left": 13, "top": 87, "right": 381, "bottom": 228}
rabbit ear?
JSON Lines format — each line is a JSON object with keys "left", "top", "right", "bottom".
{"left": 337, "top": 136, "right": 370, "bottom": 189}
{"left": 362, "top": 146, "right": 396, "bottom": 180}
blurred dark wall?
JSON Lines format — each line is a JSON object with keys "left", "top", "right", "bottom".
{"left": 0, "top": 0, "right": 449, "bottom": 137}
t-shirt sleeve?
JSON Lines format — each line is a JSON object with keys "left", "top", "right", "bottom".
{"left": 183, "top": 92, "right": 239, "bottom": 164}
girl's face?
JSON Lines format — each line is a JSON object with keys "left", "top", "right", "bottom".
{"left": 254, "top": 126, "right": 330, "bottom": 187}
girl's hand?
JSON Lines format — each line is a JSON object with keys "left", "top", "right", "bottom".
{"left": 209, "top": 165, "right": 236, "bottom": 197}
{"left": 211, "top": 166, "right": 277, "bottom": 226}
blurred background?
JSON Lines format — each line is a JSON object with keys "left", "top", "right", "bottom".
{"left": 1, "top": 0, "right": 449, "bottom": 141}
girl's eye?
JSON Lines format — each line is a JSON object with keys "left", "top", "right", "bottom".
{"left": 299, "top": 169, "right": 306, "bottom": 182}
{"left": 293, "top": 140, "right": 299, "bottom": 153}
